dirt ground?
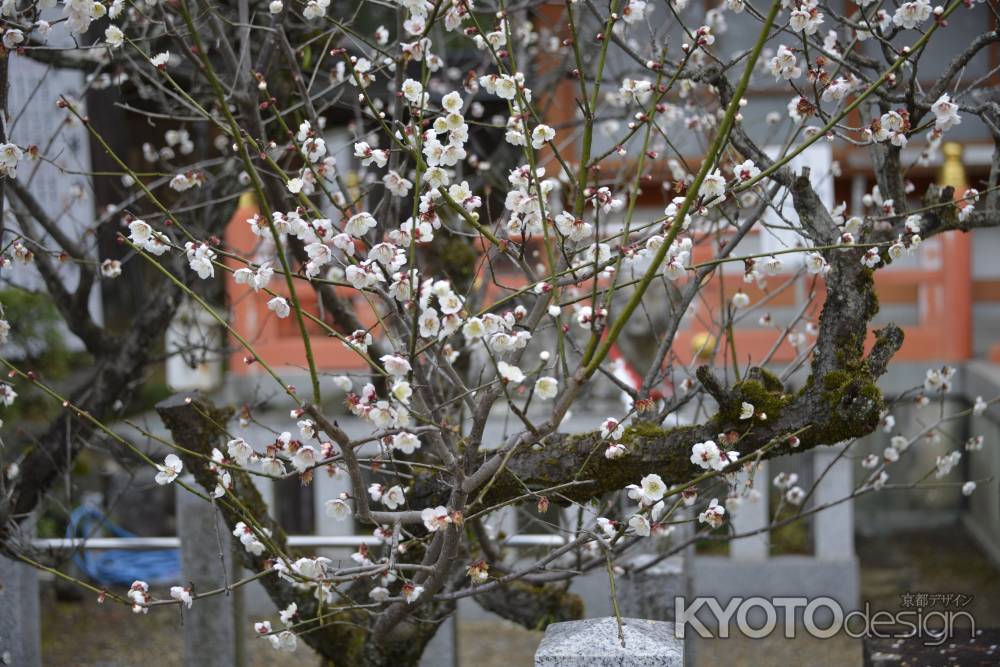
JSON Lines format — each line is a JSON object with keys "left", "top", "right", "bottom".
{"left": 38, "top": 525, "right": 1000, "bottom": 667}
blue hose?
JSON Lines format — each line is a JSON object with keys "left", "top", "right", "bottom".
{"left": 67, "top": 505, "right": 182, "bottom": 586}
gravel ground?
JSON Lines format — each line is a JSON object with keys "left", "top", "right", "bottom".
{"left": 39, "top": 525, "right": 1000, "bottom": 666}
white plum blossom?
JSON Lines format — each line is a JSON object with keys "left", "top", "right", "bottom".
{"left": 0, "top": 143, "right": 22, "bottom": 178}
{"left": 402, "top": 583, "right": 424, "bottom": 603}
{"left": 421, "top": 505, "right": 451, "bottom": 532}
{"left": 381, "top": 354, "right": 412, "bottom": 377}
{"left": 279, "top": 603, "right": 297, "bottom": 626}
{"left": 534, "top": 376, "right": 558, "bottom": 399}
{"left": 401, "top": 79, "right": 423, "bottom": 102}
{"left": 861, "top": 248, "right": 882, "bottom": 268}
{"left": 227, "top": 437, "right": 254, "bottom": 466}
{"left": 155, "top": 454, "right": 183, "bottom": 485}
{"left": 344, "top": 212, "right": 377, "bottom": 237}
{"left": 354, "top": 142, "right": 389, "bottom": 168}
{"left": 104, "top": 25, "right": 123, "bottom": 48}
{"left": 622, "top": 0, "right": 651, "bottom": 23}
{"left": 773, "top": 472, "right": 798, "bottom": 490}
{"left": 128, "top": 220, "right": 171, "bottom": 256}
{"left": 605, "top": 443, "right": 628, "bottom": 459}
{"left": 554, "top": 211, "right": 593, "bottom": 242}
{"left": 128, "top": 581, "right": 150, "bottom": 614}
{"left": 184, "top": 242, "right": 216, "bottom": 280}
{"left": 291, "top": 444, "right": 317, "bottom": 473}
{"left": 384, "top": 171, "right": 413, "bottom": 197}
{"left": 325, "top": 498, "right": 352, "bottom": 521}
{"left": 497, "top": 361, "right": 525, "bottom": 384}
{"left": 924, "top": 366, "right": 955, "bottom": 393}
{"left": 267, "top": 297, "right": 291, "bottom": 319}
{"left": 601, "top": 418, "right": 624, "bottom": 441}
{"left": 931, "top": 94, "right": 961, "bottom": 131}
{"left": 234, "top": 264, "right": 274, "bottom": 292}
{"left": 391, "top": 380, "right": 413, "bottom": 404}
{"left": 935, "top": 451, "right": 961, "bottom": 479}
{"left": 698, "top": 170, "right": 726, "bottom": 204}
{"left": 618, "top": 78, "right": 652, "bottom": 105}
{"left": 789, "top": 7, "right": 822, "bottom": 35}
{"left": 769, "top": 45, "right": 801, "bottom": 80}
{"left": 100, "top": 259, "right": 122, "bottom": 278}
{"left": 973, "top": 396, "right": 988, "bottom": 416}
{"left": 269, "top": 631, "right": 298, "bottom": 652}
{"left": 596, "top": 517, "right": 617, "bottom": 539}
{"left": 170, "top": 586, "right": 193, "bottom": 608}
{"left": 628, "top": 514, "right": 651, "bottom": 537}
{"left": 530, "top": 124, "right": 555, "bottom": 149}
{"left": 690, "top": 440, "right": 722, "bottom": 470}
{"left": 734, "top": 160, "right": 759, "bottom": 182}
{"left": 392, "top": 432, "right": 421, "bottom": 454}
{"left": 805, "top": 252, "right": 829, "bottom": 275}
{"left": 892, "top": 0, "right": 931, "bottom": 29}
{"left": 381, "top": 485, "right": 406, "bottom": 509}
{"left": 785, "top": 486, "right": 806, "bottom": 505}
{"left": 638, "top": 473, "right": 666, "bottom": 506}
{"left": 0, "top": 382, "right": 17, "bottom": 408}
{"left": 698, "top": 498, "right": 726, "bottom": 528}
{"left": 170, "top": 172, "right": 202, "bottom": 191}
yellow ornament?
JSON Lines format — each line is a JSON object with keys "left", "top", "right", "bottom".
{"left": 691, "top": 332, "right": 716, "bottom": 359}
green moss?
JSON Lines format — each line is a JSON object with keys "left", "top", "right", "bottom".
{"left": 711, "top": 373, "right": 794, "bottom": 427}
{"left": 857, "top": 268, "right": 880, "bottom": 320}
{"left": 622, "top": 421, "right": 671, "bottom": 441}
{"left": 736, "top": 379, "right": 793, "bottom": 415}
{"left": 758, "top": 368, "right": 785, "bottom": 393}
{"left": 823, "top": 370, "right": 852, "bottom": 391}
{"left": 802, "top": 373, "right": 883, "bottom": 447}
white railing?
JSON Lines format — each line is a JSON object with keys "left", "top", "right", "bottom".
{"left": 31, "top": 533, "right": 567, "bottom": 550}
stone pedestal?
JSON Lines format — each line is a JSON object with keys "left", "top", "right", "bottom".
{"left": 534, "top": 617, "right": 683, "bottom": 667}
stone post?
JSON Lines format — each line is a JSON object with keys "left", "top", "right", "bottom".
{"left": 730, "top": 461, "right": 769, "bottom": 560}
{"left": 176, "top": 479, "right": 243, "bottom": 667}
{"left": 0, "top": 554, "right": 41, "bottom": 666}
{"left": 813, "top": 444, "right": 855, "bottom": 560}
{"left": 534, "top": 617, "right": 683, "bottom": 667}
{"left": 313, "top": 467, "right": 353, "bottom": 555}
